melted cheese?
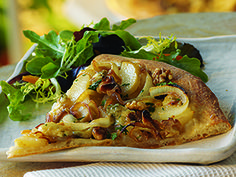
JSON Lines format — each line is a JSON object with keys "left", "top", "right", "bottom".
{"left": 36, "top": 116, "right": 115, "bottom": 139}
{"left": 173, "top": 108, "right": 194, "bottom": 125}
{"left": 107, "top": 104, "right": 134, "bottom": 125}
{"left": 14, "top": 136, "right": 48, "bottom": 148}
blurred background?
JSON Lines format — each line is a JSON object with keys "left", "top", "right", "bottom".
{"left": 1, "top": 0, "right": 236, "bottom": 66}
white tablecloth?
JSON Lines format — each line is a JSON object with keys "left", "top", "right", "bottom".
{"left": 24, "top": 152, "right": 236, "bottom": 177}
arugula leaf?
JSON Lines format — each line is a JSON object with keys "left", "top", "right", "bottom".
{"left": 93, "top": 17, "right": 111, "bottom": 30}
{"left": 23, "top": 30, "right": 65, "bottom": 59}
{"left": 93, "top": 17, "right": 136, "bottom": 31}
{"left": 93, "top": 18, "right": 140, "bottom": 50}
{"left": 60, "top": 30, "right": 98, "bottom": 70}
{"left": 26, "top": 56, "right": 61, "bottom": 79}
{"left": 111, "top": 18, "right": 136, "bottom": 31}
{"left": 24, "top": 30, "right": 97, "bottom": 79}
{"left": 24, "top": 30, "right": 68, "bottom": 79}
{"left": 72, "top": 31, "right": 98, "bottom": 66}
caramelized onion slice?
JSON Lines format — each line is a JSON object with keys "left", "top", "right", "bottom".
{"left": 149, "top": 85, "right": 189, "bottom": 121}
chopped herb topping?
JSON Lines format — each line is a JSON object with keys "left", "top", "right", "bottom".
{"left": 111, "top": 132, "right": 118, "bottom": 140}
{"left": 111, "top": 124, "right": 130, "bottom": 140}
{"left": 116, "top": 124, "right": 129, "bottom": 135}
{"left": 156, "top": 81, "right": 176, "bottom": 86}
{"left": 88, "top": 79, "right": 102, "bottom": 90}
{"left": 101, "top": 100, "right": 106, "bottom": 106}
{"left": 145, "top": 102, "right": 155, "bottom": 112}
{"left": 137, "top": 135, "right": 141, "bottom": 139}
{"left": 121, "top": 83, "right": 130, "bottom": 87}
{"left": 77, "top": 116, "right": 85, "bottom": 120}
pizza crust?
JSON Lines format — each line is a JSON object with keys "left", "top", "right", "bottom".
{"left": 7, "top": 138, "right": 112, "bottom": 159}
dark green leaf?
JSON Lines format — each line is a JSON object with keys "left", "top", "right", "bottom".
{"left": 160, "top": 55, "right": 208, "bottom": 82}
{"left": 26, "top": 56, "right": 54, "bottom": 75}
{"left": 114, "top": 30, "right": 141, "bottom": 50}
{"left": 112, "top": 18, "right": 136, "bottom": 31}
{"left": 121, "top": 48, "right": 155, "bottom": 59}
{"left": 70, "top": 31, "right": 99, "bottom": 67}
{"left": 23, "top": 30, "right": 65, "bottom": 59}
{"left": 59, "top": 30, "right": 74, "bottom": 42}
{"left": 164, "top": 41, "right": 204, "bottom": 67}
{"left": 93, "top": 18, "right": 111, "bottom": 30}
{"left": 41, "top": 62, "right": 60, "bottom": 79}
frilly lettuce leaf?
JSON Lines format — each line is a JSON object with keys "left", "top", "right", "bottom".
{"left": 0, "top": 78, "right": 61, "bottom": 121}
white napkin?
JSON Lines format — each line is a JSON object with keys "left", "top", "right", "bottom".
{"left": 24, "top": 152, "right": 236, "bottom": 177}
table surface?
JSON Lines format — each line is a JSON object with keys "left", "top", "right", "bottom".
{"left": 1, "top": 12, "right": 236, "bottom": 177}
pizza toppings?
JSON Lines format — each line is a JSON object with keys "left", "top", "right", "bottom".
{"left": 16, "top": 59, "right": 193, "bottom": 146}
{"left": 125, "top": 101, "right": 147, "bottom": 110}
{"left": 152, "top": 67, "right": 173, "bottom": 85}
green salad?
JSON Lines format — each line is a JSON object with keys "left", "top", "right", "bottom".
{"left": 0, "top": 18, "right": 208, "bottom": 121}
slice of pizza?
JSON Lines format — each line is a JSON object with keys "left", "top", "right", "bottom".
{"left": 6, "top": 54, "right": 231, "bottom": 158}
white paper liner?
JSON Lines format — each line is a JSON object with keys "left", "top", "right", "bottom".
{"left": 0, "top": 36, "right": 235, "bottom": 164}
